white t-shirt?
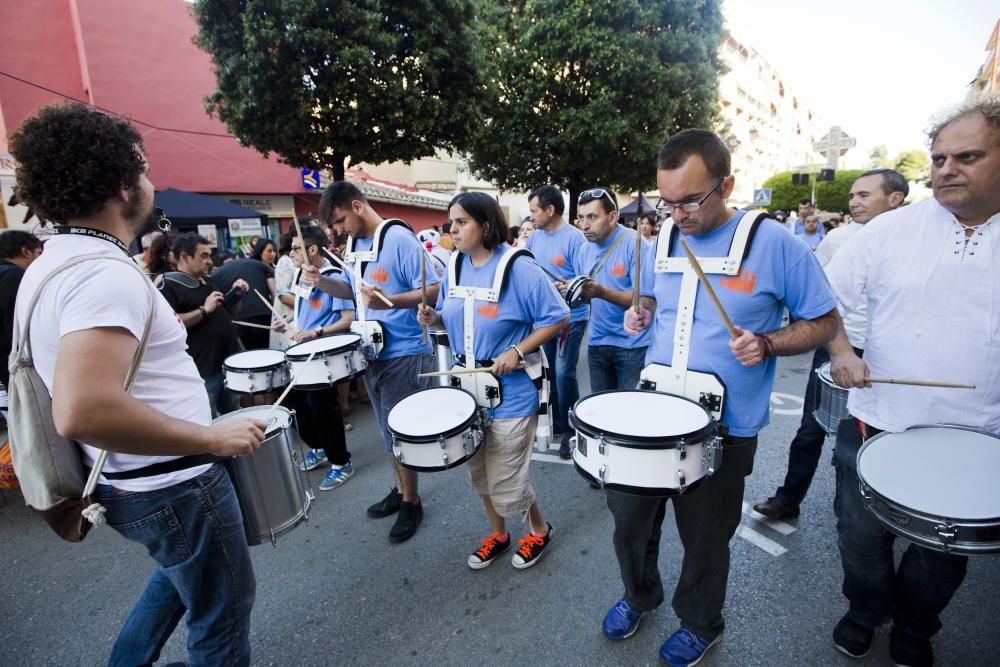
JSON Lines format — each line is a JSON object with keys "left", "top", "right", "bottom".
{"left": 15, "top": 235, "right": 212, "bottom": 491}
{"left": 825, "top": 199, "right": 1000, "bottom": 433}
{"left": 816, "top": 222, "right": 867, "bottom": 348}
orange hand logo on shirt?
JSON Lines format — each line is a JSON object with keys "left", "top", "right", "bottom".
{"left": 720, "top": 268, "right": 757, "bottom": 294}
{"left": 369, "top": 266, "right": 389, "bottom": 283}
{"left": 551, "top": 255, "right": 567, "bottom": 267}
{"left": 610, "top": 261, "right": 628, "bottom": 277}
{"left": 309, "top": 295, "right": 323, "bottom": 309}
{"left": 476, "top": 302, "right": 500, "bottom": 319}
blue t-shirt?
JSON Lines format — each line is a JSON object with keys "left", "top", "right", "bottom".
{"left": 525, "top": 222, "right": 589, "bottom": 323}
{"left": 297, "top": 263, "right": 353, "bottom": 330}
{"left": 573, "top": 224, "right": 651, "bottom": 349}
{"left": 436, "top": 245, "right": 569, "bottom": 419}
{"left": 642, "top": 213, "right": 836, "bottom": 436}
{"left": 337, "top": 223, "right": 441, "bottom": 360}
{"left": 796, "top": 230, "right": 822, "bottom": 250}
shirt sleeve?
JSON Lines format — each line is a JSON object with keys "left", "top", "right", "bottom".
{"left": 513, "top": 259, "right": 569, "bottom": 328}
{"left": 640, "top": 234, "right": 658, "bottom": 299}
{"left": 435, "top": 266, "right": 449, "bottom": 314}
{"left": 780, "top": 236, "right": 838, "bottom": 321}
{"left": 825, "top": 222, "right": 877, "bottom": 313}
{"left": 399, "top": 236, "right": 442, "bottom": 291}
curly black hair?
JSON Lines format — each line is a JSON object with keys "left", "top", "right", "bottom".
{"left": 8, "top": 103, "right": 146, "bottom": 225}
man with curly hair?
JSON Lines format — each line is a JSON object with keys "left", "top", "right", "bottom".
{"left": 9, "top": 103, "right": 265, "bottom": 666}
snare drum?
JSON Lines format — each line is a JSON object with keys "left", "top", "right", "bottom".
{"left": 215, "top": 405, "right": 312, "bottom": 546}
{"left": 389, "top": 387, "right": 482, "bottom": 471}
{"left": 814, "top": 362, "right": 849, "bottom": 434}
{"left": 564, "top": 275, "right": 590, "bottom": 308}
{"left": 857, "top": 425, "right": 1000, "bottom": 555}
{"left": 285, "top": 333, "right": 366, "bottom": 389}
{"left": 223, "top": 349, "right": 290, "bottom": 395}
{"left": 570, "top": 390, "right": 722, "bottom": 495}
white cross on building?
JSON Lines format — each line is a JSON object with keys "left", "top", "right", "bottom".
{"left": 813, "top": 126, "right": 857, "bottom": 169}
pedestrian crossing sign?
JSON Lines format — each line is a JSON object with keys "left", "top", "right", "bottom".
{"left": 753, "top": 188, "right": 772, "bottom": 206}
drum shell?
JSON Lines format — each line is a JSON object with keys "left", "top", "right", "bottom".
{"left": 218, "top": 407, "right": 311, "bottom": 546}
{"left": 223, "top": 351, "right": 290, "bottom": 395}
{"left": 388, "top": 387, "right": 482, "bottom": 472}
{"left": 285, "top": 339, "right": 367, "bottom": 390}
{"left": 429, "top": 329, "right": 454, "bottom": 388}
{"left": 814, "top": 362, "right": 849, "bottom": 434}
{"left": 565, "top": 276, "right": 589, "bottom": 308}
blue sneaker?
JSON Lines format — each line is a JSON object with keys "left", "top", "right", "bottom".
{"left": 298, "top": 449, "right": 327, "bottom": 472}
{"left": 602, "top": 597, "right": 647, "bottom": 640}
{"left": 319, "top": 461, "right": 354, "bottom": 491}
{"left": 659, "top": 628, "right": 722, "bottom": 667}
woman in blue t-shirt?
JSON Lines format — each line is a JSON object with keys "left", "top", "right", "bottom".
{"left": 418, "top": 192, "right": 568, "bottom": 571}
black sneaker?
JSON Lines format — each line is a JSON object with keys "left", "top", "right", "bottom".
{"left": 388, "top": 500, "right": 423, "bottom": 543}
{"left": 467, "top": 532, "right": 511, "bottom": 570}
{"left": 511, "top": 522, "right": 553, "bottom": 569}
{"left": 367, "top": 487, "right": 402, "bottom": 518}
{"left": 833, "top": 614, "right": 874, "bottom": 658}
{"left": 889, "top": 627, "right": 933, "bottom": 667}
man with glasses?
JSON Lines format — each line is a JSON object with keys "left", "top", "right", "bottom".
{"left": 602, "top": 129, "right": 839, "bottom": 666}
{"left": 569, "top": 187, "right": 650, "bottom": 393}
{"left": 526, "top": 184, "right": 588, "bottom": 458}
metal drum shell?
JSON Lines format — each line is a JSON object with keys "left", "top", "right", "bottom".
{"left": 814, "top": 362, "right": 850, "bottom": 434}
{"left": 429, "top": 329, "right": 454, "bottom": 388}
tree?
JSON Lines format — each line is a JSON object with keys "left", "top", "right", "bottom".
{"left": 761, "top": 169, "right": 863, "bottom": 214}
{"left": 893, "top": 149, "right": 930, "bottom": 183}
{"left": 869, "top": 144, "right": 892, "bottom": 169}
{"left": 193, "top": 0, "right": 486, "bottom": 181}
{"left": 465, "top": 0, "right": 725, "bottom": 221}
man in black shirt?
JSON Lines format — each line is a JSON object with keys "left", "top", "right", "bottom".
{"left": 210, "top": 253, "right": 275, "bottom": 350}
{"left": 0, "top": 230, "right": 43, "bottom": 396}
{"left": 160, "top": 233, "right": 247, "bottom": 416}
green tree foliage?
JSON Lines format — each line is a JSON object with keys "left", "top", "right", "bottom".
{"left": 466, "top": 0, "right": 725, "bottom": 220}
{"left": 761, "top": 169, "right": 864, "bottom": 214}
{"left": 893, "top": 149, "right": 930, "bottom": 183}
{"left": 869, "top": 144, "right": 892, "bottom": 169}
{"left": 193, "top": 0, "right": 486, "bottom": 180}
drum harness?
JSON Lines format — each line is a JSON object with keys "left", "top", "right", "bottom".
{"left": 639, "top": 210, "right": 769, "bottom": 475}
{"left": 342, "top": 219, "right": 411, "bottom": 359}
{"left": 447, "top": 247, "right": 547, "bottom": 425}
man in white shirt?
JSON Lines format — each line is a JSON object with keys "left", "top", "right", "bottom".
{"left": 825, "top": 100, "right": 1000, "bottom": 666}
{"left": 753, "top": 169, "right": 907, "bottom": 521}
{"left": 9, "top": 103, "right": 265, "bottom": 666}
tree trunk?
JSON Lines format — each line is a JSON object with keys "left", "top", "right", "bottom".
{"left": 331, "top": 154, "right": 346, "bottom": 182}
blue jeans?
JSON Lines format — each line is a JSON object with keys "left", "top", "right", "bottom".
{"left": 833, "top": 419, "right": 967, "bottom": 638}
{"left": 204, "top": 371, "right": 237, "bottom": 417}
{"left": 541, "top": 319, "right": 587, "bottom": 435}
{"left": 588, "top": 344, "right": 648, "bottom": 393}
{"left": 94, "top": 464, "right": 255, "bottom": 666}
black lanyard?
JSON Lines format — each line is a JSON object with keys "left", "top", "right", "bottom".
{"left": 54, "top": 226, "right": 131, "bottom": 256}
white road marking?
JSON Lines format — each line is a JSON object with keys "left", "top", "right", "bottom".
{"left": 530, "top": 452, "right": 574, "bottom": 466}
{"left": 737, "top": 525, "right": 788, "bottom": 556}
{"left": 770, "top": 392, "right": 804, "bottom": 416}
{"left": 742, "top": 502, "right": 797, "bottom": 536}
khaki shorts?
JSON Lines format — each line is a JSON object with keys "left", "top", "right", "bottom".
{"left": 467, "top": 414, "right": 538, "bottom": 517}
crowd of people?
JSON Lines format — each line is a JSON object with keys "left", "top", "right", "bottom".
{"left": 2, "top": 97, "right": 997, "bottom": 667}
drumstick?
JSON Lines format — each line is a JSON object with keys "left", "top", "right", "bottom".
{"left": 233, "top": 320, "right": 274, "bottom": 330}
{"left": 678, "top": 238, "right": 738, "bottom": 340}
{"left": 254, "top": 289, "right": 295, "bottom": 331}
{"left": 320, "top": 247, "right": 395, "bottom": 307}
{"left": 420, "top": 251, "right": 428, "bottom": 343}
{"left": 292, "top": 217, "right": 307, "bottom": 266}
{"left": 264, "top": 351, "right": 315, "bottom": 422}
{"left": 632, "top": 197, "right": 643, "bottom": 313}
{"left": 418, "top": 366, "right": 523, "bottom": 377}
{"left": 865, "top": 378, "right": 976, "bottom": 389}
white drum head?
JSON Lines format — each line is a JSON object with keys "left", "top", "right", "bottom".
{"left": 287, "top": 334, "right": 359, "bottom": 357}
{"left": 214, "top": 405, "right": 290, "bottom": 436}
{"left": 225, "top": 349, "right": 286, "bottom": 370}
{"left": 388, "top": 388, "right": 477, "bottom": 438}
{"left": 575, "top": 391, "right": 710, "bottom": 438}
{"left": 859, "top": 427, "right": 1000, "bottom": 520}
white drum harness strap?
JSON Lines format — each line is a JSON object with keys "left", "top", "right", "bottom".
{"left": 639, "top": 210, "right": 768, "bottom": 421}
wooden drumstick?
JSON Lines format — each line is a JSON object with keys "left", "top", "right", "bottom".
{"left": 678, "top": 238, "right": 738, "bottom": 340}
{"left": 254, "top": 289, "right": 295, "bottom": 331}
{"left": 320, "top": 247, "right": 395, "bottom": 307}
{"left": 233, "top": 320, "right": 274, "bottom": 331}
{"left": 292, "top": 216, "right": 308, "bottom": 265}
{"left": 420, "top": 251, "right": 428, "bottom": 343}
{"left": 864, "top": 377, "right": 976, "bottom": 389}
{"left": 632, "top": 195, "right": 643, "bottom": 313}
{"left": 418, "top": 365, "right": 522, "bottom": 378}
{"left": 264, "top": 351, "right": 315, "bottom": 422}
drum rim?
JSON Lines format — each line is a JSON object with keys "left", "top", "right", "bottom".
{"left": 223, "top": 350, "right": 288, "bottom": 373}
{"left": 565, "top": 275, "right": 588, "bottom": 307}
{"left": 815, "top": 361, "right": 844, "bottom": 389}
{"left": 212, "top": 404, "right": 292, "bottom": 438}
{"left": 569, "top": 389, "right": 716, "bottom": 448}
{"left": 387, "top": 386, "right": 479, "bottom": 442}
{"left": 285, "top": 333, "right": 362, "bottom": 360}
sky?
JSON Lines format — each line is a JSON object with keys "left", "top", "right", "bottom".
{"left": 723, "top": 0, "right": 997, "bottom": 168}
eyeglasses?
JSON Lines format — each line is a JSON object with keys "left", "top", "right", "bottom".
{"left": 578, "top": 188, "right": 618, "bottom": 213}
{"left": 656, "top": 180, "right": 724, "bottom": 214}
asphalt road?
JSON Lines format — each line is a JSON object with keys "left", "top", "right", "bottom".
{"left": 2, "top": 350, "right": 998, "bottom": 666}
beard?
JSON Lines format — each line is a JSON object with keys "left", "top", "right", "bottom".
{"left": 122, "top": 187, "right": 159, "bottom": 241}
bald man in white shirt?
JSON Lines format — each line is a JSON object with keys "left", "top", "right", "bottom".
{"left": 824, "top": 100, "right": 1000, "bottom": 667}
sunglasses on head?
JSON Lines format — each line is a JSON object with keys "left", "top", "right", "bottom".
{"left": 578, "top": 188, "right": 618, "bottom": 213}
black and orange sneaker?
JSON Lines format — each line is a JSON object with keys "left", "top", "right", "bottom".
{"left": 467, "top": 531, "right": 511, "bottom": 570}
{"left": 511, "top": 522, "right": 553, "bottom": 570}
